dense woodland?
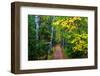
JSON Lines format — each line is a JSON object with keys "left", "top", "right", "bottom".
{"left": 28, "top": 15, "right": 88, "bottom": 60}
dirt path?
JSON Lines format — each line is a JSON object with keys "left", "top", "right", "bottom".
{"left": 53, "top": 44, "right": 65, "bottom": 59}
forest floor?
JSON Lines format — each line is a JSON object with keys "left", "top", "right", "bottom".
{"left": 53, "top": 44, "right": 65, "bottom": 59}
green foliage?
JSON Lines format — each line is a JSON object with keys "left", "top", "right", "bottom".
{"left": 28, "top": 15, "right": 37, "bottom": 60}
{"left": 28, "top": 15, "right": 52, "bottom": 60}
{"left": 28, "top": 15, "right": 88, "bottom": 60}
{"left": 52, "top": 16, "right": 88, "bottom": 58}
{"left": 39, "top": 16, "right": 52, "bottom": 42}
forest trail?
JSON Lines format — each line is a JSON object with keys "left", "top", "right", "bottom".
{"left": 53, "top": 44, "right": 65, "bottom": 59}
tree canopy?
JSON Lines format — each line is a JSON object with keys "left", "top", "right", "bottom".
{"left": 28, "top": 15, "right": 88, "bottom": 60}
